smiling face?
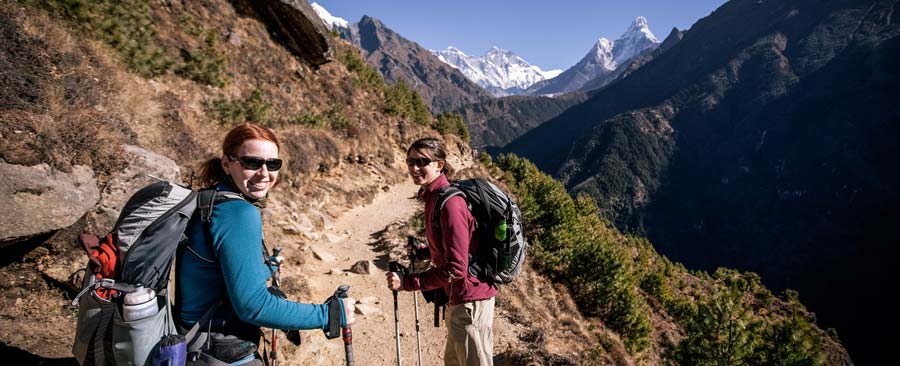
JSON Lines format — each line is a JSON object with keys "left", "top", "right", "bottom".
{"left": 407, "top": 148, "right": 444, "bottom": 186}
{"left": 221, "top": 139, "right": 279, "bottom": 199}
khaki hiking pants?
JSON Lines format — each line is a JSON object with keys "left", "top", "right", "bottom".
{"left": 444, "top": 297, "right": 494, "bottom": 366}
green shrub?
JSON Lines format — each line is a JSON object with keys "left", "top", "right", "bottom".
{"left": 42, "top": 0, "right": 173, "bottom": 76}
{"left": 758, "top": 291, "right": 822, "bottom": 366}
{"left": 478, "top": 151, "right": 493, "bottom": 167}
{"left": 292, "top": 104, "right": 353, "bottom": 135}
{"left": 293, "top": 111, "right": 326, "bottom": 128}
{"left": 384, "top": 79, "right": 431, "bottom": 125}
{"left": 177, "top": 30, "right": 228, "bottom": 87}
{"left": 496, "top": 154, "right": 652, "bottom": 352}
{"left": 212, "top": 86, "right": 270, "bottom": 126}
{"left": 675, "top": 269, "right": 766, "bottom": 366}
{"left": 339, "top": 49, "right": 384, "bottom": 90}
{"left": 179, "top": 14, "right": 204, "bottom": 37}
{"left": 433, "top": 113, "right": 470, "bottom": 142}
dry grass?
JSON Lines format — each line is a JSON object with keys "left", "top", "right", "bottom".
{"left": 0, "top": 4, "right": 131, "bottom": 179}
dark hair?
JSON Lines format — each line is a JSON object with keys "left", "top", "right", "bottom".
{"left": 407, "top": 137, "right": 454, "bottom": 179}
{"left": 198, "top": 123, "right": 281, "bottom": 188}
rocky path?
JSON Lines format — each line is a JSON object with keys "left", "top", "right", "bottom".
{"left": 279, "top": 178, "right": 520, "bottom": 365}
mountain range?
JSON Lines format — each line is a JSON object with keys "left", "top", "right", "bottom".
{"left": 311, "top": 5, "right": 491, "bottom": 112}
{"left": 431, "top": 46, "right": 561, "bottom": 97}
{"left": 502, "top": 1, "right": 900, "bottom": 363}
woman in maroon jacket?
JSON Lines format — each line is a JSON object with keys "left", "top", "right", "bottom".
{"left": 386, "top": 137, "right": 497, "bottom": 366}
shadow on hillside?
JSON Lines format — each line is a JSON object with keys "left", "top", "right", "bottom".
{"left": 0, "top": 343, "right": 77, "bottom": 366}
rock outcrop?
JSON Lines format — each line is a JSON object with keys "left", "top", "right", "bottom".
{"left": 231, "top": 0, "right": 335, "bottom": 67}
{"left": 0, "top": 162, "right": 99, "bottom": 245}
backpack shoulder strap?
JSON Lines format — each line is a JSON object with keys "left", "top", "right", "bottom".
{"left": 432, "top": 185, "right": 465, "bottom": 231}
{"left": 472, "top": 179, "right": 496, "bottom": 222}
{"left": 198, "top": 190, "right": 245, "bottom": 224}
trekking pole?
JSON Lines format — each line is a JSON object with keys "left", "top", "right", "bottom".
{"left": 407, "top": 236, "right": 423, "bottom": 366}
{"left": 389, "top": 261, "right": 405, "bottom": 366}
{"left": 333, "top": 285, "right": 354, "bottom": 366}
{"left": 267, "top": 247, "right": 284, "bottom": 366}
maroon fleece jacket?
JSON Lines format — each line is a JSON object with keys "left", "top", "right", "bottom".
{"left": 401, "top": 174, "right": 498, "bottom": 305}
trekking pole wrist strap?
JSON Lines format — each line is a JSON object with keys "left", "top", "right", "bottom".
{"left": 323, "top": 295, "right": 344, "bottom": 339}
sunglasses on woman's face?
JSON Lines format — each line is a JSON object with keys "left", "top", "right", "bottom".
{"left": 231, "top": 156, "right": 283, "bottom": 171}
{"left": 405, "top": 157, "right": 433, "bottom": 167}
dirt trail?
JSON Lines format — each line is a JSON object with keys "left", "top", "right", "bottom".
{"left": 278, "top": 178, "right": 521, "bottom": 365}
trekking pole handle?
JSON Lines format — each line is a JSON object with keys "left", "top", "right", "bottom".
{"left": 335, "top": 285, "right": 354, "bottom": 366}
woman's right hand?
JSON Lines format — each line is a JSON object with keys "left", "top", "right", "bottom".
{"left": 342, "top": 297, "right": 356, "bottom": 326}
{"left": 385, "top": 271, "right": 402, "bottom": 291}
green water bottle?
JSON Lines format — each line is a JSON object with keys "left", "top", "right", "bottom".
{"left": 494, "top": 220, "right": 508, "bottom": 241}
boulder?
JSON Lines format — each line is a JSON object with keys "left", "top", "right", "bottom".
{"left": 231, "top": 0, "right": 335, "bottom": 67}
{"left": 92, "top": 145, "right": 181, "bottom": 232}
{"left": 0, "top": 162, "right": 99, "bottom": 245}
{"left": 348, "top": 260, "right": 371, "bottom": 274}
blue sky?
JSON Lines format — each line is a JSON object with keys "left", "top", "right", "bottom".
{"left": 314, "top": 0, "right": 726, "bottom": 71}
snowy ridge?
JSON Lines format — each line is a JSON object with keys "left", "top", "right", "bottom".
{"left": 432, "top": 46, "right": 561, "bottom": 96}
{"left": 525, "top": 16, "right": 660, "bottom": 95}
{"left": 311, "top": 2, "right": 349, "bottom": 30}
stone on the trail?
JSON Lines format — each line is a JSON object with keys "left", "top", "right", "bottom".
{"left": 358, "top": 296, "right": 380, "bottom": 305}
{"left": 290, "top": 213, "right": 319, "bottom": 240}
{"left": 348, "top": 260, "right": 371, "bottom": 274}
{"left": 324, "top": 233, "right": 343, "bottom": 244}
{"left": 321, "top": 214, "right": 335, "bottom": 231}
{"left": 311, "top": 246, "right": 336, "bottom": 262}
{"left": 328, "top": 268, "right": 343, "bottom": 275}
{"left": 354, "top": 304, "right": 381, "bottom": 316}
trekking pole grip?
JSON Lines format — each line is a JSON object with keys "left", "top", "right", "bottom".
{"left": 335, "top": 285, "right": 353, "bottom": 366}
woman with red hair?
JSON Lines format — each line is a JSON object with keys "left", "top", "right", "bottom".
{"left": 176, "top": 123, "right": 355, "bottom": 365}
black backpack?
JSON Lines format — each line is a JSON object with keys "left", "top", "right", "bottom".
{"left": 433, "top": 178, "right": 527, "bottom": 284}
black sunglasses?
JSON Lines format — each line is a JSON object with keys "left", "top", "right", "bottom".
{"left": 230, "top": 156, "right": 283, "bottom": 171}
{"left": 405, "top": 157, "right": 433, "bottom": 167}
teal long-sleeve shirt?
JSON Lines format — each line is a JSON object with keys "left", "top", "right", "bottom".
{"left": 175, "top": 187, "right": 338, "bottom": 331}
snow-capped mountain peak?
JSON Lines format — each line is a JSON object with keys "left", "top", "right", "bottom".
{"left": 613, "top": 16, "right": 659, "bottom": 65}
{"left": 620, "top": 16, "right": 658, "bottom": 43}
{"left": 310, "top": 2, "right": 348, "bottom": 30}
{"left": 432, "top": 46, "right": 561, "bottom": 97}
{"left": 525, "top": 16, "right": 660, "bottom": 96}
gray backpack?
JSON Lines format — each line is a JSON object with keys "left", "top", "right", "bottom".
{"left": 71, "top": 181, "right": 238, "bottom": 366}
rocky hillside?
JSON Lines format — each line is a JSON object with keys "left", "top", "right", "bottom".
{"left": 503, "top": 0, "right": 899, "bottom": 363}
{"left": 337, "top": 15, "right": 493, "bottom": 113}
{"left": 0, "top": 0, "right": 451, "bottom": 362}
